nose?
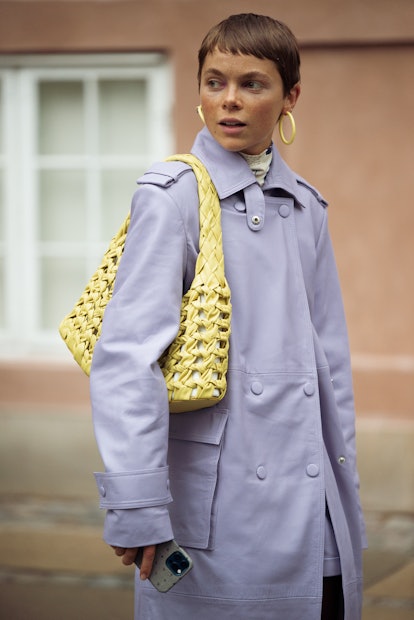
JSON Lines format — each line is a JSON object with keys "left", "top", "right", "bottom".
{"left": 222, "top": 85, "right": 241, "bottom": 110}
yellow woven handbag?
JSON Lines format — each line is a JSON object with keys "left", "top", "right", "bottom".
{"left": 59, "top": 154, "right": 231, "bottom": 413}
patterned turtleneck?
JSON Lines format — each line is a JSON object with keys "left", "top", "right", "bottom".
{"left": 239, "top": 146, "right": 273, "bottom": 186}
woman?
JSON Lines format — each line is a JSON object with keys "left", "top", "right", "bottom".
{"left": 90, "top": 13, "right": 366, "bottom": 620}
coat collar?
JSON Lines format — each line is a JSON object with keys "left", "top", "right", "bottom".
{"left": 190, "top": 127, "right": 308, "bottom": 207}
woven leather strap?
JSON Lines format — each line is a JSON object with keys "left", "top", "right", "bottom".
{"left": 167, "top": 154, "right": 227, "bottom": 289}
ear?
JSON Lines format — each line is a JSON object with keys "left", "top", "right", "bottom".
{"left": 283, "top": 83, "right": 301, "bottom": 114}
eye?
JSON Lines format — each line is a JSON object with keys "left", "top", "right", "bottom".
{"left": 206, "top": 78, "right": 223, "bottom": 90}
{"left": 245, "top": 80, "right": 263, "bottom": 90}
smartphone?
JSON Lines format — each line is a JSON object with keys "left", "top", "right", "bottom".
{"left": 135, "top": 540, "right": 193, "bottom": 593}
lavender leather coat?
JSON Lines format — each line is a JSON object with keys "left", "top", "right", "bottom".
{"left": 90, "top": 127, "right": 366, "bottom": 620}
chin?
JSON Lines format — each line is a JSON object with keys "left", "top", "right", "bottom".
{"left": 215, "top": 138, "right": 247, "bottom": 153}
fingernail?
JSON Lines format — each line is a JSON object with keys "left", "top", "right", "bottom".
{"left": 140, "top": 572, "right": 147, "bottom": 581}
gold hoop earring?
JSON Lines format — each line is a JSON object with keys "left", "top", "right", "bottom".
{"left": 278, "top": 111, "right": 296, "bottom": 145}
{"left": 196, "top": 105, "right": 205, "bottom": 124}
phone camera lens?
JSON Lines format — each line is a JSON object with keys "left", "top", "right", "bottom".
{"left": 166, "top": 551, "right": 190, "bottom": 576}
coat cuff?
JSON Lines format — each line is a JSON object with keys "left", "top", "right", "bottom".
{"left": 103, "top": 505, "right": 174, "bottom": 549}
{"left": 94, "top": 466, "right": 172, "bottom": 509}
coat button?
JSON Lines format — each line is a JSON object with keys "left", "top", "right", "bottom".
{"left": 251, "top": 215, "right": 261, "bottom": 225}
{"left": 306, "top": 464, "right": 320, "bottom": 477}
{"left": 251, "top": 381, "right": 263, "bottom": 395}
{"left": 303, "top": 382, "right": 315, "bottom": 396}
{"left": 278, "top": 204, "right": 290, "bottom": 218}
{"left": 99, "top": 485, "right": 106, "bottom": 497}
{"left": 234, "top": 200, "right": 245, "bottom": 212}
{"left": 256, "top": 465, "right": 267, "bottom": 480}
{"left": 338, "top": 456, "right": 346, "bottom": 465}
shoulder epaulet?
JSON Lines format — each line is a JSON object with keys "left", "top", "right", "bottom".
{"left": 137, "top": 161, "right": 192, "bottom": 188}
{"left": 295, "top": 175, "right": 328, "bottom": 208}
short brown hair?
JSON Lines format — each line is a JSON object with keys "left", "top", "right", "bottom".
{"left": 198, "top": 13, "right": 301, "bottom": 96}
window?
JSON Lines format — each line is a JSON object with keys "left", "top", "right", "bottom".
{"left": 0, "top": 54, "right": 173, "bottom": 358}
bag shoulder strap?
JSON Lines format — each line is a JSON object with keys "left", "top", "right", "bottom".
{"left": 167, "top": 154, "right": 225, "bottom": 288}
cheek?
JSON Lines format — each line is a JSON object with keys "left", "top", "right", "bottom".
{"left": 199, "top": 98, "right": 218, "bottom": 128}
{"left": 200, "top": 95, "right": 215, "bottom": 112}
{"left": 259, "top": 102, "right": 283, "bottom": 127}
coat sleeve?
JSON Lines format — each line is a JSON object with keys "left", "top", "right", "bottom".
{"left": 90, "top": 173, "right": 192, "bottom": 548}
{"left": 312, "top": 208, "right": 367, "bottom": 547}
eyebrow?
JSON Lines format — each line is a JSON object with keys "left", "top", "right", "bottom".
{"left": 203, "top": 68, "right": 270, "bottom": 81}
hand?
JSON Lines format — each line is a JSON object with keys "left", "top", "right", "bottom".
{"left": 111, "top": 544, "right": 156, "bottom": 581}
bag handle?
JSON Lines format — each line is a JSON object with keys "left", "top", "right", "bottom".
{"left": 166, "top": 154, "right": 226, "bottom": 289}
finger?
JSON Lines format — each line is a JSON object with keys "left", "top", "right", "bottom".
{"left": 140, "top": 545, "right": 156, "bottom": 580}
{"left": 122, "top": 547, "right": 139, "bottom": 566}
{"left": 111, "top": 546, "right": 126, "bottom": 557}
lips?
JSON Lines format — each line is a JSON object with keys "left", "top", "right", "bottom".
{"left": 219, "top": 118, "right": 246, "bottom": 127}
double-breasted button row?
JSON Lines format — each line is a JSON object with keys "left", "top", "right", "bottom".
{"left": 255, "top": 463, "right": 320, "bottom": 480}
{"left": 250, "top": 381, "right": 316, "bottom": 397}
{"left": 234, "top": 201, "right": 291, "bottom": 222}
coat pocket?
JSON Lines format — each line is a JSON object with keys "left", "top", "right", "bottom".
{"left": 167, "top": 407, "right": 228, "bottom": 549}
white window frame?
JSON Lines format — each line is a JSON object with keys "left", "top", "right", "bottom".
{"left": 0, "top": 54, "right": 173, "bottom": 360}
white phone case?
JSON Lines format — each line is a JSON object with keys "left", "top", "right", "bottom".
{"left": 135, "top": 540, "right": 193, "bottom": 593}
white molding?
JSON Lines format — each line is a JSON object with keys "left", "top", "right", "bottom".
{"left": 0, "top": 53, "right": 165, "bottom": 69}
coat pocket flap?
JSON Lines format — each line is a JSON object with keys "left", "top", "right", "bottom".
{"left": 169, "top": 408, "right": 228, "bottom": 445}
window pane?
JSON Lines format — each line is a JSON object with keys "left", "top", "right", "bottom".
{"left": 0, "top": 170, "right": 3, "bottom": 242}
{"left": 99, "top": 80, "right": 148, "bottom": 155}
{"left": 40, "top": 256, "right": 86, "bottom": 329}
{"left": 38, "top": 81, "right": 84, "bottom": 155}
{"left": 0, "top": 80, "right": 3, "bottom": 243}
{"left": 0, "top": 80, "right": 3, "bottom": 152}
{"left": 39, "top": 170, "right": 87, "bottom": 242}
{"left": 0, "top": 256, "right": 4, "bottom": 328}
{"left": 0, "top": 171, "right": 3, "bottom": 328}
{"left": 101, "top": 169, "right": 141, "bottom": 240}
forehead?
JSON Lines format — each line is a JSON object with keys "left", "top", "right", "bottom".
{"left": 201, "top": 49, "right": 281, "bottom": 80}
